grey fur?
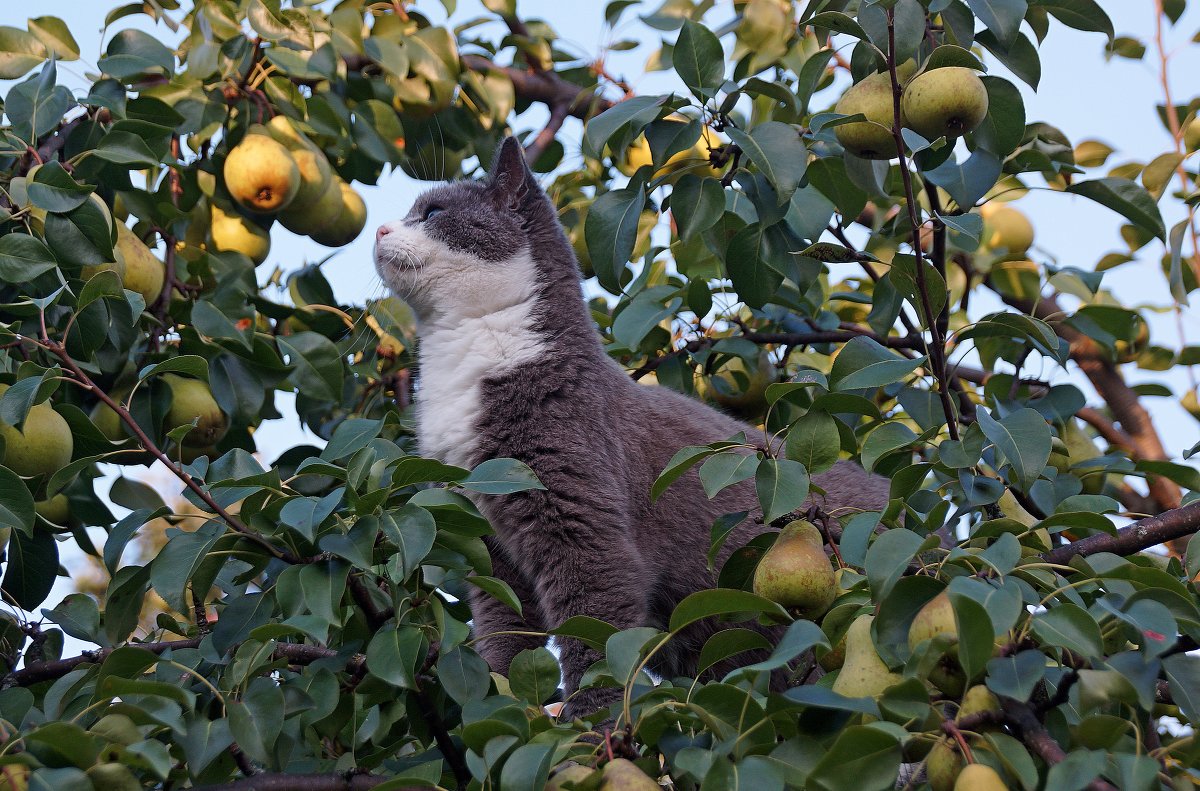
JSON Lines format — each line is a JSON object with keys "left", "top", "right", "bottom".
{"left": 376, "top": 138, "right": 889, "bottom": 721}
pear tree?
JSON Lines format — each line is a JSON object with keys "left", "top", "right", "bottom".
{"left": 0, "top": 1, "right": 1197, "bottom": 790}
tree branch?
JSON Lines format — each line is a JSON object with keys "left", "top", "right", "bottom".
{"left": 1042, "top": 500, "right": 1200, "bottom": 565}
{"left": 1001, "top": 698, "right": 1119, "bottom": 791}
{"left": 191, "top": 772, "right": 412, "bottom": 790}
{"left": 461, "top": 55, "right": 615, "bottom": 120}
{"left": 524, "top": 100, "right": 570, "bottom": 163}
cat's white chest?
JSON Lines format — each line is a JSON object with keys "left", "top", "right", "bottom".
{"left": 416, "top": 302, "right": 546, "bottom": 467}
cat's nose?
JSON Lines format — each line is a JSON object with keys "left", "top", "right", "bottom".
{"left": 375, "top": 225, "right": 393, "bottom": 242}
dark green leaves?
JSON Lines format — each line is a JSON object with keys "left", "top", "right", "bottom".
{"left": 0, "top": 234, "right": 58, "bottom": 282}
{"left": 976, "top": 408, "right": 1051, "bottom": 490}
{"left": 278, "top": 332, "right": 344, "bottom": 403}
{"left": 725, "top": 223, "right": 784, "bottom": 308}
{"left": 586, "top": 185, "right": 646, "bottom": 293}
{"left": 725, "top": 122, "right": 807, "bottom": 201}
{"left": 1066, "top": 178, "right": 1166, "bottom": 241}
{"left": 674, "top": 20, "right": 724, "bottom": 100}
{"left": 28, "top": 162, "right": 93, "bottom": 212}
{"left": 966, "top": 0, "right": 1029, "bottom": 47}
{"left": 2, "top": 527, "right": 57, "bottom": 610}
{"left": 829, "top": 336, "right": 926, "bottom": 391}
{"left": 755, "top": 458, "right": 809, "bottom": 523}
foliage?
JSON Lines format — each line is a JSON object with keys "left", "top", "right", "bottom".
{"left": 0, "top": 1, "right": 1196, "bottom": 790}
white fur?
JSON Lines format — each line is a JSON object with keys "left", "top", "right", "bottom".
{"left": 373, "top": 221, "right": 546, "bottom": 466}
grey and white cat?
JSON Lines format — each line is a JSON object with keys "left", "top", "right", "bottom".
{"left": 373, "top": 137, "right": 888, "bottom": 720}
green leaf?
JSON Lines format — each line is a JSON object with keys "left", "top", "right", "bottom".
{"left": 438, "top": 645, "right": 492, "bottom": 705}
{"left": 1163, "top": 654, "right": 1200, "bottom": 723}
{"left": 755, "top": 458, "right": 810, "bottom": 524}
{"left": 782, "top": 412, "right": 840, "bottom": 479}
{"left": 508, "top": 647, "right": 561, "bottom": 704}
{"left": 228, "top": 676, "right": 284, "bottom": 764}
{"left": 0, "top": 466, "right": 36, "bottom": 538}
{"left": 668, "top": 588, "right": 789, "bottom": 633}
{"left": 806, "top": 11, "right": 870, "bottom": 41}
{"left": 582, "top": 94, "right": 667, "bottom": 159}
{"left": 0, "top": 26, "right": 48, "bottom": 79}
{"left": 27, "top": 17, "right": 79, "bottom": 61}
{"left": 1, "top": 527, "right": 57, "bottom": 610}
{"left": 670, "top": 174, "right": 725, "bottom": 242}
{"left": 138, "top": 355, "right": 209, "bottom": 382}
{"left": 807, "top": 725, "right": 902, "bottom": 791}
{"left": 211, "top": 591, "right": 275, "bottom": 654}
{"left": 0, "top": 234, "right": 58, "bottom": 282}
{"left": 321, "top": 418, "right": 383, "bottom": 461}
{"left": 948, "top": 591, "right": 993, "bottom": 681}
{"left": 865, "top": 528, "right": 924, "bottom": 602}
{"left": 1031, "top": 603, "right": 1104, "bottom": 661}
{"left": 150, "top": 522, "right": 223, "bottom": 613}
{"left": 366, "top": 626, "right": 425, "bottom": 688}
{"left": 986, "top": 650, "right": 1046, "bottom": 700}
{"left": 1043, "top": 749, "right": 1106, "bottom": 791}
{"left": 976, "top": 408, "right": 1051, "bottom": 490}
{"left": 699, "top": 451, "right": 759, "bottom": 498}
{"left": 551, "top": 616, "right": 620, "bottom": 651}
{"left": 498, "top": 743, "right": 556, "bottom": 791}
{"left": 888, "top": 253, "right": 947, "bottom": 328}
{"left": 652, "top": 445, "right": 717, "bottom": 501}
{"left": 93, "top": 130, "right": 160, "bottom": 166}
{"left": 966, "top": 0, "right": 1028, "bottom": 47}
{"left": 465, "top": 575, "right": 523, "bottom": 616}
{"left": 725, "top": 122, "right": 807, "bottom": 201}
{"left": 1039, "top": 0, "right": 1114, "bottom": 41}
{"left": 830, "top": 336, "right": 926, "bottom": 391}
{"left": 725, "top": 223, "right": 784, "bottom": 309}
{"left": 380, "top": 505, "right": 437, "bottom": 581}
{"left": 585, "top": 185, "right": 645, "bottom": 293}
{"left": 460, "top": 458, "right": 545, "bottom": 494}
{"left": 1066, "top": 177, "right": 1166, "bottom": 241}
{"left": 674, "top": 19, "right": 724, "bottom": 99}
{"left": 278, "top": 332, "right": 343, "bottom": 402}
{"left": 28, "top": 161, "right": 92, "bottom": 212}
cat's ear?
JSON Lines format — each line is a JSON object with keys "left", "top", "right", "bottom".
{"left": 488, "top": 137, "right": 535, "bottom": 208}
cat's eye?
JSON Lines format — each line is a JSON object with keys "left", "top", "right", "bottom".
{"left": 422, "top": 205, "right": 445, "bottom": 221}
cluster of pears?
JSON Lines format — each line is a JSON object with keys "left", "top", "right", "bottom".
{"left": 835, "top": 65, "right": 988, "bottom": 159}
{"left": 214, "top": 116, "right": 367, "bottom": 263}
{"left": 0, "top": 383, "right": 79, "bottom": 531}
{"left": 91, "top": 374, "right": 229, "bottom": 464}
{"left": 926, "top": 686, "right": 1008, "bottom": 791}
{"left": 544, "top": 758, "right": 658, "bottom": 790}
{"left": 978, "top": 200, "right": 1043, "bottom": 302}
{"left": 616, "top": 120, "right": 725, "bottom": 183}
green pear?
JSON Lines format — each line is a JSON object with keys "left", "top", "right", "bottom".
{"left": 752, "top": 520, "right": 837, "bottom": 619}
{"left": 308, "top": 180, "right": 368, "bottom": 247}
{"left": 0, "top": 385, "right": 73, "bottom": 478}
{"left": 223, "top": 131, "right": 300, "bottom": 213}
{"left": 927, "top": 738, "right": 964, "bottom": 791}
{"left": 957, "top": 685, "right": 1001, "bottom": 725}
{"left": 545, "top": 763, "right": 593, "bottom": 790}
{"left": 115, "top": 223, "right": 165, "bottom": 306}
{"left": 831, "top": 614, "right": 902, "bottom": 698}
{"left": 908, "top": 591, "right": 956, "bottom": 651}
{"left": 86, "top": 762, "right": 141, "bottom": 791}
{"left": 954, "top": 763, "right": 1007, "bottom": 791}
{"left": 835, "top": 71, "right": 899, "bottom": 160}
{"left": 163, "top": 375, "right": 229, "bottom": 449}
{"left": 209, "top": 203, "right": 271, "bottom": 265}
{"left": 266, "top": 116, "right": 334, "bottom": 219}
{"left": 901, "top": 67, "right": 989, "bottom": 141}
{"left": 34, "top": 494, "right": 70, "bottom": 526}
{"left": 1185, "top": 116, "right": 1200, "bottom": 152}
{"left": 599, "top": 758, "right": 658, "bottom": 790}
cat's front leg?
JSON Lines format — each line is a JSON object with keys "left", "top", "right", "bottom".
{"left": 470, "top": 536, "right": 549, "bottom": 676}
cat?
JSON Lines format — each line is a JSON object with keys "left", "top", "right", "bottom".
{"left": 373, "top": 137, "right": 889, "bottom": 721}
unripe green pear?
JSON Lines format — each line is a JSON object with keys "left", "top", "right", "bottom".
{"left": 954, "top": 763, "right": 1007, "bottom": 791}
{"left": 752, "top": 520, "right": 837, "bottom": 619}
{"left": 599, "top": 758, "right": 658, "bottom": 790}
{"left": 908, "top": 591, "right": 957, "bottom": 651}
{"left": 223, "top": 131, "right": 300, "bottom": 213}
{"left": 835, "top": 71, "right": 899, "bottom": 160}
{"left": 957, "top": 685, "right": 1001, "bottom": 724}
{"left": 926, "top": 738, "right": 964, "bottom": 791}
{"left": 115, "top": 224, "right": 165, "bottom": 306}
{"left": 34, "top": 493, "right": 70, "bottom": 526}
{"left": 831, "top": 614, "right": 902, "bottom": 698}
{"left": 163, "top": 375, "right": 229, "bottom": 449}
{"left": 308, "top": 180, "right": 368, "bottom": 247}
{"left": 90, "top": 713, "right": 141, "bottom": 747}
{"left": 901, "top": 67, "right": 989, "bottom": 141}
{"left": 86, "top": 762, "right": 141, "bottom": 791}
{"left": 0, "top": 385, "right": 73, "bottom": 478}
{"left": 545, "top": 763, "right": 593, "bottom": 790}
{"left": 1185, "top": 116, "right": 1200, "bottom": 153}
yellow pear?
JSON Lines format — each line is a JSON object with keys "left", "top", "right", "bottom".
{"left": 908, "top": 591, "right": 957, "bottom": 651}
{"left": 0, "top": 385, "right": 73, "bottom": 479}
{"left": 209, "top": 203, "right": 271, "bottom": 265}
{"left": 1185, "top": 116, "right": 1200, "bottom": 152}
{"left": 901, "top": 67, "right": 989, "bottom": 141}
{"left": 545, "top": 763, "right": 593, "bottom": 790}
{"left": 81, "top": 255, "right": 126, "bottom": 283}
{"left": 831, "top": 614, "right": 903, "bottom": 698}
{"left": 617, "top": 124, "right": 724, "bottom": 182}
{"left": 115, "top": 224, "right": 165, "bottom": 305}
{"left": 835, "top": 71, "right": 899, "bottom": 160}
{"left": 957, "top": 685, "right": 1001, "bottom": 723}
{"left": 598, "top": 758, "right": 658, "bottom": 790}
{"left": 0, "top": 765, "right": 29, "bottom": 791}
{"left": 266, "top": 116, "right": 333, "bottom": 217}
{"left": 34, "top": 494, "right": 70, "bottom": 526}
{"left": 927, "top": 738, "right": 964, "bottom": 791}
{"left": 752, "top": 520, "right": 837, "bottom": 619}
{"left": 979, "top": 203, "right": 1034, "bottom": 254}
{"left": 163, "top": 375, "right": 229, "bottom": 449}
{"left": 309, "top": 180, "right": 368, "bottom": 247}
{"left": 223, "top": 132, "right": 300, "bottom": 213}
{"left": 954, "top": 763, "right": 1007, "bottom": 791}
{"left": 86, "top": 762, "right": 141, "bottom": 791}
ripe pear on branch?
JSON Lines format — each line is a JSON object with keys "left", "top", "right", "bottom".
{"left": 115, "top": 223, "right": 165, "bottom": 305}
{"left": 208, "top": 203, "right": 271, "bottom": 265}
{"left": 223, "top": 130, "right": 300, "bottom": 214}
{"left": 598, "top": 758, "right": 658, "bottom": 790}
{"left": 835, "top": 71, "right": 900, "bottom": 160}
{"left": 752, "top": 519, "right": 837, "bottom": 619}
{"left": 163, "top": 375, "right": 229, "bottom": 453}
{"left": 0, "top": 384, "right": 73, "bottom": 479}
{"left": 907, "top": 590, "right": 966, "bottom": 696}
{"left": 831, "top": 614, "right": 902, "bottom": 698}
{"left": 979, "top": 203, "right": 1034, "bottom": 255}
{"left": 901, "top": 67, "right": 989, "bottom": 141}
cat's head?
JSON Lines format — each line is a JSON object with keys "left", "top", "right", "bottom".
{"left": 373, "top": 137, "right": 566, "bottom": 324}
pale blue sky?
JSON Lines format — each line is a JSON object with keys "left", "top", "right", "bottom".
{"left": 3, "top": 2, "right": 1198, "bottom": 626}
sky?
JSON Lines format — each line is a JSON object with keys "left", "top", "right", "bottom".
{"left": 1, "top": 1, "right": 1198, "bottom": 636}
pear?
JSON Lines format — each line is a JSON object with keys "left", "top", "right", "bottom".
{"left": 115, "top": 224, "right": 165, "bottom": 305}
{"left": 0, "top": 765, "right": 28, "bottom": 791}
{"left": 835, "top": 71, "right": 899, "bottom": 160}
{"left": 309, "top": 180, "right": 368, "bottom": 247}
{"left": 908, "top": 591, "right": 957, "bottom": 651}
{"left": 954, "top": 763, "right": 1007, "bottom": 791}
{"left": 223, "top": 131, "right": 300, "bottom": 213}
{"left": 616, "top": 122, "right": 724, "bottom": 182}
{"left": 752, "top": 520, "right": 836, "bottom": 619}
{"left": 89, "top": 713, "right": 141, "bottom": 747}
{"left": 86, "top": 762, "right": 141, "bottom": 791}
{"left": 831, "top": 614, "right": 902, "bottom": 698}
{"left": 81, "top": 255, "right": 126, "bottom": 283}
{"left": 901, "top": 67, "right": 989, "bottom": 141}
{"left": 545, "top": 763, "right": 593, "bottom": 790}
{"left": 266, "top": 116, "right": 333, "bottom": 219}
{"left": 957, "top": 685, "right": 1001, "bottom": 725}
{"left": 209, "top": 203, "right": 271, "bottom": 265}
{"left": 0, "top": 385, "right": 73, "bottom": 479}
{"left": 1115, "top": 317, "right": 1149, "bottom": 364}
{"left": 1185, "top": 116, "right": 1200, "bottom": 153}
{"left": 598, "top": 758, "right": 658, "bottom": 790}
{"left": 926, "top": 738, "right": 964, "bottom": 791}
{"left": 34, "top": 494, "right": 70, "bottom": 526}
{"left": 163, "top": 375, "right": 229, "bottom": 449}
{"left": 979, "top": 203, "right": 1034, "bottom": 255}
{"left": 1051, "top": 419, "right": 1104, "bottom": 495}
